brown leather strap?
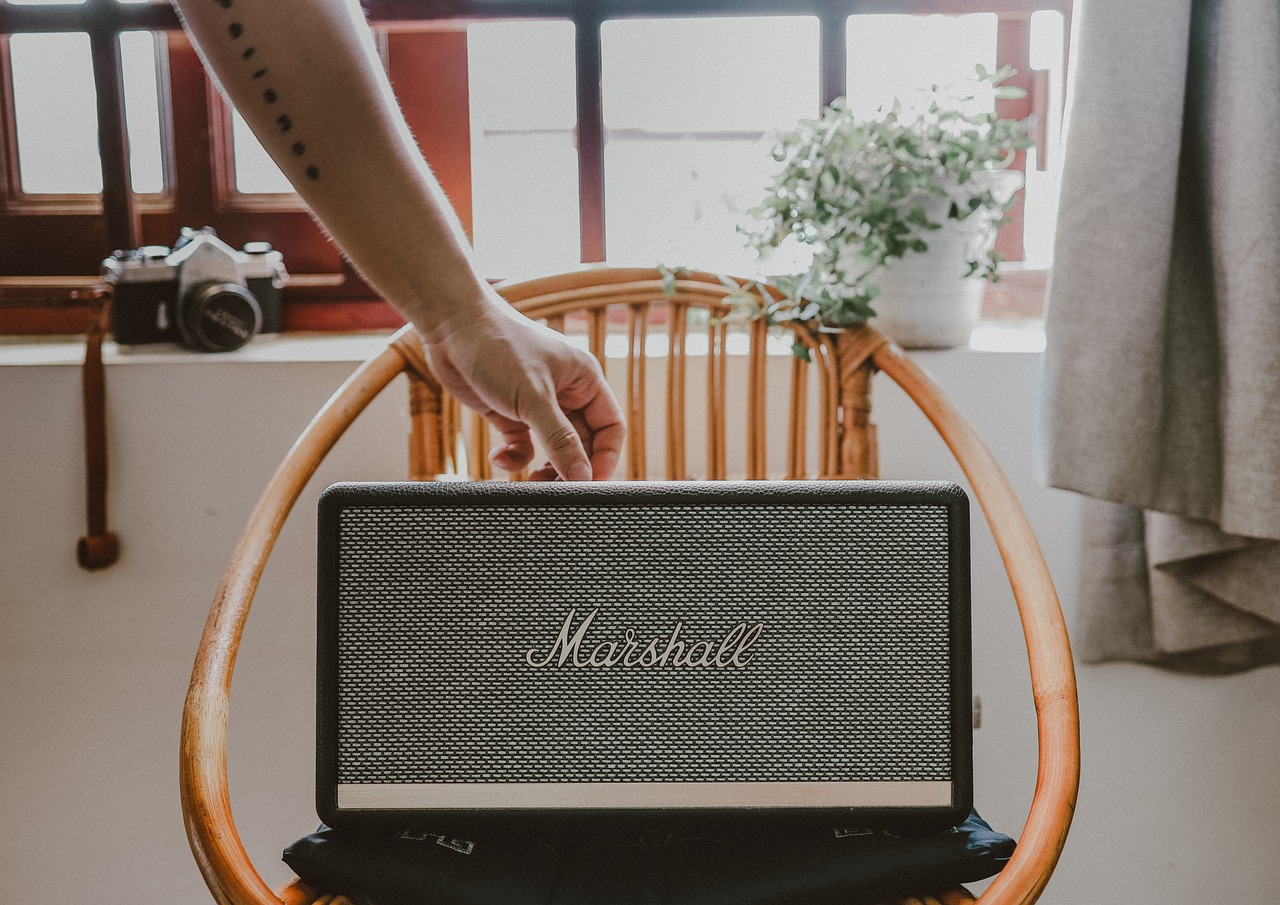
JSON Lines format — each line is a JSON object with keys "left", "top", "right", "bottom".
{"left": 76, "top": 286, "right": 119, "bottom": 570}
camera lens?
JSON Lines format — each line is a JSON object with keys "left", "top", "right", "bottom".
{"left": 177, "top": 282, "right": 263, "bottom": 352}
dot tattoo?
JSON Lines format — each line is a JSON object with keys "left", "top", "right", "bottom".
{"left": 213, "top": 7, "right": 321, "bottom": 182}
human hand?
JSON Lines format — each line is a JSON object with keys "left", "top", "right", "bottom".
{"left": 423, "top": 293, "right": 625, "bottom": 481}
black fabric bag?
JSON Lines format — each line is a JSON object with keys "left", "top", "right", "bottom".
{"left": 283, "top": 812, "right": 1014, "bottom": 905}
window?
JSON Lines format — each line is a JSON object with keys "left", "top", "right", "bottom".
{"left": 9, "top": 31, "right": 104, "bottom": 195}
{"left": 0, "top": 0, "right": 1071, "bottom": 334}
{"left": 467, "top": 20, "right": 580, "bottom": 278}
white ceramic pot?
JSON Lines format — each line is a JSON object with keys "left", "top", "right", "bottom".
{"left": 868, "top": 169, "right": 1023, "bottom": 350}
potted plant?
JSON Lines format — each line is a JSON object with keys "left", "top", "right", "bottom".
{"left": 743, "top": 66, "right": 1033, "bottom": 349}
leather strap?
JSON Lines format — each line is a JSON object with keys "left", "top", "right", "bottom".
{"left": 76, "top": 286, "right": 119, "bottom": 570}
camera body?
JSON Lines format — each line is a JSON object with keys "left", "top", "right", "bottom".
{"left": 103, "top": 227, "right": 288, "bottom": 352}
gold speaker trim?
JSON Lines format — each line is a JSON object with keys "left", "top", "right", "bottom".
{"left": 337, "top": 780, "right": 954, "bottom": 810}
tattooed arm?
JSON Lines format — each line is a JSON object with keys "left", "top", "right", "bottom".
{"left": 171, "top": 0, "right": 622, "bottom": 481}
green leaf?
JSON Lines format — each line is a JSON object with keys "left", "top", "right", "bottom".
{"left": 658, "top": 264, "right": 679, "bottom": 299}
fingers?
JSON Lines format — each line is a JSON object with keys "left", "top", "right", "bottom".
{"left": 523, "top": 397, "right": 593, "bottom": 483}
{"left": 491, "top": 365, "right": 623, "bottom": 482}
{"left": 489, "top": 429, "right": 535, "bottom": 473}
{"left": 486, "top": 410, "right": 598, "bottom": 481}
{"left": 523, "top": 387, "right": 623, "bottom": 481}
{"left": 479, "top": 409, "right": 536, "bottom": 474}
{"left": 528, "top": 408, "right": 591, "bottom": 480}
{"left": 527, "top": 462, "right": 560, "bottom": 482}
{"left": 576, "top": 383, "right": 624, "bottom": 480}
{"left": 428, "top": 312, "right": 624, "bottom": 481}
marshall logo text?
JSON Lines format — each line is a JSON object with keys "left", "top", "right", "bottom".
{"left": 524, "top": 607, "right": 765, "bottom": 670}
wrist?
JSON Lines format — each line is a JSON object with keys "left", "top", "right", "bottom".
{"left": 410, "top": 284, "right": 513, "bottom": 347}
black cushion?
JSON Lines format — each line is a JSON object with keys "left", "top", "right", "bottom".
{"left": 283, "top": 812, "right": 1014, "bottom": 905}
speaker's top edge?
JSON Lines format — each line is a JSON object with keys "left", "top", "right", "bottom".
{"left": 319, "top": 479, "right": 968, "bottom": 512}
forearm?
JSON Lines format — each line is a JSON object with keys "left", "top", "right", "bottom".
{"left": 172, "top": 0, "right": 491, "bottom": 340}
{"left": 174, "top": 0, "right": 625, "bottom": 481}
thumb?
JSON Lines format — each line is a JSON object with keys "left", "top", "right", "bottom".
{"left": 525, "top": 399, "right": 592, "bottom": 482}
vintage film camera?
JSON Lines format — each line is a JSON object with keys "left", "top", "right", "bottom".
{"left": 102, "top": 227, "right": 288, "bottom": 352}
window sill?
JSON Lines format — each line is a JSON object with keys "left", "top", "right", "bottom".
{"left": 0, "top": 321, "right": 1046, "bottom": 369}
{"left": 0, "top": 332, "right": 395, "bottom": 367}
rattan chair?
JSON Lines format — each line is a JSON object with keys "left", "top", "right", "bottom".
{"left": 180, "top": 267, "right": 1078, "bottom": 905}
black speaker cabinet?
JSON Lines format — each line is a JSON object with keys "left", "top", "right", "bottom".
{"left": 318, "top": 480, "right": 971, "bottom": 833}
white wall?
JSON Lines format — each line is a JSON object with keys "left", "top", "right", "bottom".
{"left": 1, "top": 336, "right": 1277, "bottom": 903}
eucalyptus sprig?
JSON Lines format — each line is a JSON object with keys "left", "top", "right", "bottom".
{"left": 743, "top": 65, "right": 1033, "bottom": 326}
{"left": 657, "top": 264, "right": 818, "bottom": 359}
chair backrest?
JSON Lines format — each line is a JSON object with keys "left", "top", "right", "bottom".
{"left": 180, "top": 267, "right": 1079, "bottom": 905}
{"left": 407, "top": 268, "right": 881, "bottom": 483}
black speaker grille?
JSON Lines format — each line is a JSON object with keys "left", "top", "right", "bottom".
{"left": 334, "top": 502, "right": 953, "bottom": 786}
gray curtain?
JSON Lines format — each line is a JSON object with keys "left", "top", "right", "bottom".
{"left": 1044, "top": 0, "right": 1280, "bottom": 672}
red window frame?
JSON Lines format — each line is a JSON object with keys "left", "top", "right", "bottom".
{"left": 0, "top": 0, "right": 1070, "bottom": 335}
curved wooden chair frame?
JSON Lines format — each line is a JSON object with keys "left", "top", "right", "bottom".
{"left": 180, "top": 269, "right": 1078, "bottom": 905}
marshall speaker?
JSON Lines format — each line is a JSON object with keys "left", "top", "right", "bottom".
{"left": 318, "top": 480, "right": 972, "bottom": 833}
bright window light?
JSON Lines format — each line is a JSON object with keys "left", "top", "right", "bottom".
{"left": 601, "top": 16, "right": 819, "bottom": 274}
{"left": 845, "top": 13, "right": 999, "bottom": 118}
{"left": 10, "top": 32, "right": 102, "bottom": 194}
{"left": 120, "top": 30, "right": 165, "bottom": 194}
{"left": 603, "top": 17, "right": 819, "bottom": 134}
{"left": 1022, "top": 9, "right": 1066, "bottom": 269}
{"left": 9, "top": 29, "right": 165, "bottom": 195}
{"left": 232, "top": 109, "right": 294, "bottom": 194}
{"left": 467, "top": 20, "right": 580, "bottom": 278}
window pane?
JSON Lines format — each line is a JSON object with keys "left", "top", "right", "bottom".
{"left": 603, "top": 17, "right": 818, "bottom": 133}
{"left": 10, "top": 32, "right": 102, "bottom": 194}
{"left": 471, "top": 134, "right": 580, "bottom": 278}
{"left": 232, "top": 110, "right": 293, "bottom": 194}
{"left": 601, "top": 16, "right": 819, "bottom": 272}
{"left": 120, "top": 31, "right": 165, "bottom": 194}
{"left": 1023, "top": 9, "right": 1066, "bottom": 269}
{"left": 468, "top": 21, "right": 580, "bottom": 277}
{"left": 604, "top": 139, "right": 778, "bottom": 273}
{"left": 469, "top": 21, "right": 576, "bottom": 133}
{"left": 845, "top": 14, "right": 998, "bottom": 118}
